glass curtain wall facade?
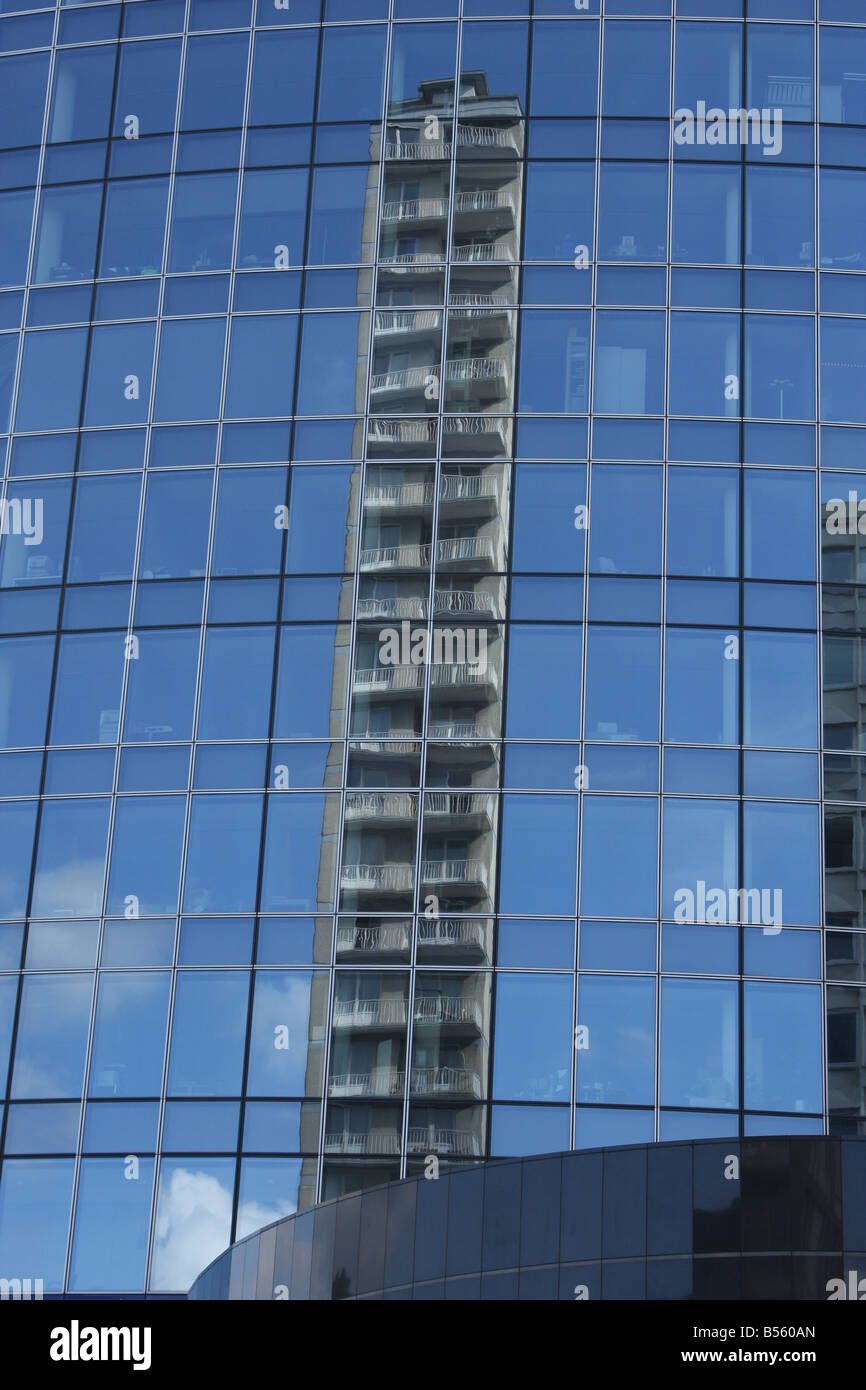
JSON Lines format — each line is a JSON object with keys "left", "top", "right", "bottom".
{"left": 0, "top": 0, "right": 863, "bottom": 1297}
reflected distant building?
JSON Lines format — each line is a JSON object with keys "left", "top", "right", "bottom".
{"left": 324, "top": 64, "right": 520, "bottom": 1194}
{"left": 1, "top": 0, "right": 866, "bottom": 1302}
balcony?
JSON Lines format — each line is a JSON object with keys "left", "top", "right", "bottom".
{"left": 357, "top": 595, "right": 427, "bottom": 621}
{"left": 359, "top": 542, "right": 431, "bottom": 570}
{"left": 442, "top": 415, "right": 510, "bottom": 456}
{"left": 332, "top": 997, "right": 409, "bottom": 1028}
{"left": 424, "top": 791, "right": 495, "bottom": 828}
{"left": 340, "top": 863, "right": 415, "bottom": 893}
{"left": 383, "top": 126, "right": 519, "bottom": 162}
{"left": 323, "top": 1132, "right": 401, "bottom": 1156}
{"left": 370, "top": 365, "right": 438, "bottom": 398}
{"left": 432, "top": 588, "right": 498, "bottom": 617}
{"left": 427, "top": 719, "right": 496, "bottom": 740}
{"left": 439, "top": 473, "right": 501, "bottom": 508}
{"left": 329, "top": 1068, "right": 404, "bottom": 1098}
{"left": 363, "top": 480, "right": 434, "bottom": 509}
{"left": 431, "top": 661, "right": 499, "bottom": 699}
{"left": 414, "top": 996, "right": 484, "bottom": 1030}
{"left": 410, "top": 1065, "right": 483, "bottom": 1099}
{"left": 358, "top": 537, "right": 497, "bottom": 571}
{"left": 449, "top": 291, "right": 512, "bottom": 313}
{"left": 452, "top": 242, "right": 514, "bottom": 264}
{"left": 373, "top": 309, "right": 443, "bottom": 339}
{"left": 353, "top": 664, "right": 424, "bottom": 695}
{"left": 381, "top": 196, "right": 448, "bottom": 224}
{"left": 418, "top": 918, "right": 489, "bottom": 956}
{"left": 458, "top": 125, "right": 521, "bottom": 154}
{"left": 421, "top": 858, "right": 489, "bottom": 890}
{"left": 406, "top": 1128, "right": 481, "bottom": 1157}
{"left": 345, "top": 791, "right": 418, "bottom": 823}
{"left": 436, "top": 535, "right": 496, "bottom": 568}
{"left": 370, "top": 357, "right": 509, "bottom": 405}
{"left": 384, "top": 139, "right": 452, "bottom": 162}
{"left": 445, "top": 356, "right": 510, "bottom": 400}
{"left": 378, "top": 251, "right": 444, "bottom": 273}
{"left": 336, "top": 922, "right": 412, "bottom": 955}
{"left": 350, "top": 732, "right": 422, "bottom": 751}
{"left": 367, "top": 418, "right": 438, "bottom": 453}
{"left": 454, "top": 188, "right": 517, "bottom": 230}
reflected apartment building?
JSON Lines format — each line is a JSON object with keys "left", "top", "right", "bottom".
{"left": 324, "top": 67, "right": 520, "bottom": 1194}
{"left": 3, "top": 0, "right": 866, "bottom": 1301}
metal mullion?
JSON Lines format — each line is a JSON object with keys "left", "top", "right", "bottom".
{"left": 396, "top": 2, "right": 462, "bottom": 1184}
{"left": 58, "top": 16, "right": 152, "bottom": 1293}
{"left": 140, "top": 0, "right": 219, "bottom": 1296}
{"left": 314, "top": 0, "right": 395, "bottom": 1202}
{"left": 571, "top": 0, "right": 605, "bottom": 1155}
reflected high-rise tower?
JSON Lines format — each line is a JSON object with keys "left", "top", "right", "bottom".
{"left": 0, "top": 0, "right": 865, "bottom": 1302}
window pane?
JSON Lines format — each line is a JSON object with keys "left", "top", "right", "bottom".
{"left": 106, "top": 797, "right": 186, "bottom": 917}
{"left": 69, "top": 1156, "right": 155, "bottom": 1293}
{"left": 661, "top": 978, "right": 738, "bottom": 1109}
{"left": 580, "top": 796, "right": 658, "bottom": 917}
{"left": 167, "top": 971, "right": 249, "bottom": 1096}
{"left": 499, "top": 794, "right": 577, "bottom": 914}
{"left": 89, "top": 973, "right": 170, "bottom": 1097}
{"left": 31, "top": 798, "right": 110, "bottom": 918}
{"left": 183, "top": 795, "right": 263, "bottom": 913}
{"left": 576, "top": 975, "right": 655, "bottom": 1106}
{"left": 246, "top": 970, "right": 325, "bottom": 1097}
{"left": 493, "top": 973, "right": 573, "bottom": 1102}
{"left": 0, "top": 1159, "right": 74, "bottom": 1293}
{"left": 11, "top": 973, "right": 93, "bottom": 1097}
{"left": 744, "top": 981, "right": 822, "bottom": 1112}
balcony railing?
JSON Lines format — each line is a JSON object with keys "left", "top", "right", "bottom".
{"left": 414, "top": 996, "right": 484, "bottom": 1029}
{"left": 345, "top": 791, "right": 418, "bottom": 819}
{"left": 458, "top": 125, "right": 520, "bottom": 151}
{"left": 418, "top": 919, "right": 488, "bottom": 951}
{"left": 368, "top": 418, "right": 438, "bottom": 444}
{"left": 432, "top": 588, "right": 496, "bottom": 615}
{"left": 439, "top": 474, "right": 499, "bottom": 502}
{"left": 383, "top": 126, "right": 519, "bottom": 161}
{"left": 455, "top": 189, "right": 515, "bottom": 215}
{"left": 410, "top": 1065, "right": 483, "bottom": 1098}
{"left": 359, "top": 538, "right": 495, "bottom": 569}
{"left": 449, "top": 292, "right": 511, "bottom": 309}
{"left": 353, "top": 664, "right": 425, "bottom": 692}
{"left": 436, "top": 536, "right": 495, "bottom": 564}
{"left": 323, "top": 1132, "right": 402, "bottom": 1155}
{"left": 442, "top": 416, "right": 508, "bottom": 440}
{"left": 374, "top": 309, "right": 442, "bottom": 334}
{"left": 452, "top": 242, "right": 513, "bottom": 263}
{"left": 364, "top": 481, "right": 433, "bottom": 507}
{"left": 382, "top": 197, "right": 448, "bottom": 221}
{"left": 359, "top": 542, "right": 431, "bottom": 568}
{"left": 425, "top": 791, "right": 494, "bottom": 819}
{"left": 421, "top": 858, "right": 489, "bottom": 887}
{"left": 378, "top": 251, "right": 443, "bottom": 268}
{"left": 357, "top": 596, "right": 427, "bottom": 620}
{"left": 432, "top": 663, "right": 498, "bottom": 692}
{"left": 336, "top": 922, "right": 411, "bottom": 953}
{"left": 370, "top": 366, "right": 437, "bottom": 394}
{"left": 329, "top": 1068, "right": 404, "bottom": 1097}
{"left": 445, "top": 356, "right": 508, "bottom": 384}
{"left": 335, "top": 922, "right": 408, "bottom": 956}
{"left": 384, "top": 140, "right": 452, "bottom": 161}
{"left": 332, "top": 997, "right": 408, "bottom": 1027}
{"left": 406, "top": 1128, "right": 481, "bottom": 1156}
{"left": 427, "top": 720, "right": 495, "bottom": 739}
{"left": 370, "top": 357, "right": 507, "bottom": 396}
{"left": 340, "top": 863, "right": 415, "bottom": 891}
